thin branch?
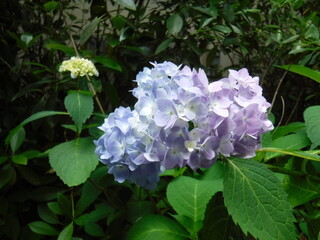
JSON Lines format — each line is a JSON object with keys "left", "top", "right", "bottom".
{"left": 268, "top": 68, "right": 288, "bottom": 114}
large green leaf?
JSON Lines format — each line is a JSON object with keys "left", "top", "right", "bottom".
{"left": 278, "top": 65, "right": 320, "bottom": 83}
{"left": 49, "top": 137, "right": 99, "bottom": 186}
{"left": 166, "top": 14, "right": 183, "bottom": 35}
{"left": 127, "top": 215, "right": 189, "bottom": 240}
{"left": 64, "top": 91, "right": 94, "bottom": 130}
{"left": 304, "top": 106, "right": 320, "bottom": 146}
{"left": 80, "top": 17, "right": 102, "bottom": 46}
{"left": 167, "top": 166, "right": 223, "bottom": 235}
{"left": 224, "top": 158, "right": 296, "bottom": 240}
{"left": 264, "top": 132, "right": 310, "bottom": 160}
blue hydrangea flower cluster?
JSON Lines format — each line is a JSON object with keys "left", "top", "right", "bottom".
{"left": 94, "top": 62, "right": 273, "bottom": 189}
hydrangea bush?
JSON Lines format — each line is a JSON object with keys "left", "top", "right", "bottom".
{"left": 94, "top": 62, "right": 274, "bottom": 189}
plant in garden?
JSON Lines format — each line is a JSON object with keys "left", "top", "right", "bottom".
{"left": 2, "top": 0, "right": 320, "bottom": 240}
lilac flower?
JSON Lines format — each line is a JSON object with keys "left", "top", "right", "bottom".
{"left": 95, "top": 62, "right": 274, "bottom": 189}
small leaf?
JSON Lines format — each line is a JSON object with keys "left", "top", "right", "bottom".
{"left": 155, "top": 38, "right": 174, "bottom": 55}
{"left": 278, "top": 65, "right": 320, "bottom": 84}
{"left": 113, "top": 0, "right": 136, "bottom": 10}
{"left": 64, "top": 91, "right": 94, "bottom": 130}
{"left": 12, "top": 154, "right": 28, "bottom": 165}
{"left": 166, "top": 14, "right": 183, "bottom": 35}
{"left": 224, "top": 158, "right": 296, "bottom": 240}
{"left": 45, "top": 42, "right": 75, "bottom": 55}
{"left": 47, "top": 202, "right": 64, "bottom": 215}
{"left": 304, "top": 106, "right": 320, "bottom": 146}
{"left": 80, "top": 17, "right": 103, "bottom": 46}
{"left": 212, "top": 25, "right": 231, "bottom": 34}
{"left": 43, "top": 1, "right": 59, "bottom": 11}
{"left": 28, "top": 221, "right": 59, "bottom": 236}
{"left": 58, "top": 222, "right": 73, "bottom": 240}
{"left": 10, "top": 126, "right": 25, "bottom": 153}
{"left": 127, "top": 215, "right": 189, "bottom": 240}
{"left": 38, "top": 204, "right": 60, "bottom": 224}
{"left": 93, "top": 56, "right": 122, "bottom": 71}
{"left": 305, "top": 24, "right": 319, "bottom": 40}
{"left": 49, "top": 137, "right": 99, "bottom": 186}
{"left": 111, "top": 15, "right": 126, "bottom": 30}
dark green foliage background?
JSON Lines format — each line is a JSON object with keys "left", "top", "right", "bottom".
{"left": 0, "top": 0, "right": 320, "bottom": 239}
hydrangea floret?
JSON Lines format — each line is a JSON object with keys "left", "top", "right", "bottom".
{"left": 59, "top": 56, "right": 99, "bottom": 78}
{"left": 94, "top": 61, "right": 274, "bottom": 189}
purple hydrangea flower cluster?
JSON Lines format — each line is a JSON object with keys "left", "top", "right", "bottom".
{"left": 94, "top": 62, "right": 273, "bottom": 189}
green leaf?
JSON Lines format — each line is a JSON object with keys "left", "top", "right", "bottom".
{"left": 304, "top": 106, "right": 320, "bottom": 146}
{"left": 10, "top": 126, "right": 25, "bottom": 153}
{"left": 5, "top": 111, "right": 68, "bottom": 146}
{"left": 84, "top": 204, "right": 112, "bottom": 237}
{"left": 166, "top": 14, "right": 183, "bottom": 35}
{"left": 0, "top": 164, "right": 16, "bottom": 189}
{"left": 271, "top": 122, "right": 305, "bottom": 140}
{"left": 45, "top": 42, "right": 75, "bottom": 55}
{"left": 167, "top": 173, "right": 222, "bottom": 235}
{"left": 111, "top": 15, "right": 126, "bottom": 30}
{"left": 278, "top": 65, "right": 320, "bottom": 84}
{"left": 264, "top": 132, "right": 310, "bottom": 160}
{"left": 305, "top": 24, "right": 319, "bottom": 40}
{"left": 58, "top": 222, "right": 73, "bottom": 240}
{"left": 84, "top": 222, "right": 105, "bottom": 237}
{"left": 80, "top": 17, "right": 103, "bottom": 46}
{"left": 283, "top": 175, "right": 320, "bottom": 207}
{"left": 212, "top": 25, "right": 231, "bottom": 34}
{"left": 49, "top": 137, "right": 99, "bottom": 187}
{"left": 64, "top": 91, "right": 94, "bottom": 130}
{"left": 12, "top": 154, "right": 28, "bottom": 165}
{"left": 224, "top": 158, "right": 296, "bottom": 240}
{"left": 38, "top": 204, "right": 60, "bottom": 224}
{"left": 155, "top": 38, "right": 174, "bottom": 55}
{"left": 28, "top": 221, "right": 59, "bottom": 236}
{"left": 47, "top": 202, "right": 64, "bottom": 215}
{"left": 93, "top": 56, "right": 122, "bottom": 71}
{"left": 75, "top": 166, "right": 109, "bottom": 215}
{"left": 113, "top": 0, "right": 136, "bottom": 10}
{"left": 200, "top": 192, "right": 232, "bottom": 240}
{"left": 127, "top": 201, "right": 153, "bottom": 223}
{"left": 127, "top": 215, "right": 189, "bottom": 240}
{"left": 43, "top": 1, "right": 59, "bottom": 11}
